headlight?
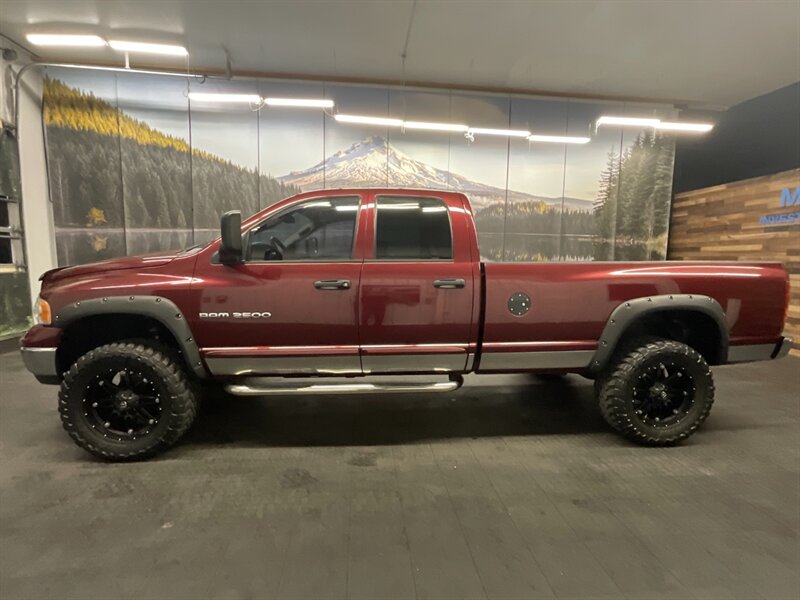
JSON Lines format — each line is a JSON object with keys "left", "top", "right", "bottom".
{"left": 34, "top": 297, "right": 52, "bottom": 325}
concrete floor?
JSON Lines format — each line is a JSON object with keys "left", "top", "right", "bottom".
{"left": 1, "top": 349, "right": 798, "bottom": 600}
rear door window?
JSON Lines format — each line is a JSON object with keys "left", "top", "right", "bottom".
{"left": 374, "top": 196, "right": 452, "bottom": 260}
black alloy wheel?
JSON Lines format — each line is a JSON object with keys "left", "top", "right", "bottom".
{"left": 631, "top": 359, "right": 696, "bottom": 426}
{"left": 59, "top": 341, "right": 198, "bottom": 460}
{"left": 597, "top": 338, "right": 714, "bottom": 445}
{"left": 83, "top": 367, "right": 163, "bottom": 441}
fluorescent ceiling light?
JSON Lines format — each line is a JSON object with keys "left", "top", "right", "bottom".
{"left": 596, "top": 116, "right": 661, "bottom": 128}
{"left": 404, "top": 121, "right": 468, "bottom": 132}
{"left": 108, "top": 40, "right": 188, "bottom": 56}
{"left": 334, "top": 114, "right": 403, "bottom": 127}
{"left": 264, "top": 98, "right": 334, "bottom": 108}
{"left": 597, "top": 115, "right": 713, "bottom": 133}
{"left": 655, "top": 121, "right": 714, "bottom": 132}
{"left": 528, "top": 134, "right": 591, "bottom": 144}
{"left": 188, "top": 92, "right": 261, "bottom": 103}
{"left": 468, "top": 127, "right": 531, "bottom": 137}
{"left": 26, "top": 34, "right": 106, "bottom": 47}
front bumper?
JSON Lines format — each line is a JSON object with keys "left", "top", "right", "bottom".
{"left": 20, "top": 347, "right": 60, "bottom": 385}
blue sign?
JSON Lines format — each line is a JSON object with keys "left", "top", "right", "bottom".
{"left": 780, "top": 186, "right": 800, "bottom": 207}
{"left": 760, "top": 186, "right": 800, "bottom": 226}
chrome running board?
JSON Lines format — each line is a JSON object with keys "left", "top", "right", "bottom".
{"left": 225, "top": 376, "right": 463, "bottom": 396}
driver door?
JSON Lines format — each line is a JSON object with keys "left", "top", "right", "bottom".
{"left": 194, "top": 195, "right": 366, "bottom": 376}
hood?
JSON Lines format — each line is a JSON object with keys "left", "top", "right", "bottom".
{"left": 42, "top": 252, "right": 179, "bottom": 284}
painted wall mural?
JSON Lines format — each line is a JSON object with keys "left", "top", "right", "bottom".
{"left": 43, "top": 67, "right": 676, "bottom": 266}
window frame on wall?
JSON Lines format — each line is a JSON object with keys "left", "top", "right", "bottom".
{"left": 0, "top": 126, "right": 24, "bottom": 272}
{"left": 0, "top": 123, "right": 33, "bottom": 340}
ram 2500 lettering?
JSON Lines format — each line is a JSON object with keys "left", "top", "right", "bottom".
{"left": 20, "top": 189, "right": 792, "bottom": 460}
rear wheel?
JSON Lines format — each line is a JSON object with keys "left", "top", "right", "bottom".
{"left": 58, "top": 341, "right": 198, "bottom": 460}
{"left": 597, "top": 339, "right": 714, "bottom": 445}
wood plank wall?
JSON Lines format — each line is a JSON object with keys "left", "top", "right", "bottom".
{"left": 668, "top": 168, "right": 800, "bottom": 356}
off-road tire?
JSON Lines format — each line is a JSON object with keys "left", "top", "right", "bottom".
{"left": 58, "top": 341, "right": 198, "bottom": 460}
{"left": 597, "top": 339, "right": 714, "bottom": 446}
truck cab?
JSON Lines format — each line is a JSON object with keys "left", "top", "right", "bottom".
{"left": 196, "top": 189, "right": 480, "bottom": 377}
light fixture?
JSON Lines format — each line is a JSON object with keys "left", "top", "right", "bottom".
{"left": 597, "top": 115, "right": 713, "bottom": 133}
{"left": 468, "top": 127, "right": 531, "bottom": 138}
{"left": 404, "top": 121, "right": 468, "bottom": 132}
{"left": 334, "top": 114, "right": 403, "bottom": 127}
{"left": 596, "top": 116, "right": 661, "bottom": 128}
{"left": 655, "top": 121, "right": 714, "bottom": 132}
{"left": 528, "top": 134, "right": 591, "bottom": 144}
{"left": 108, "top": 40, "right": 188, "bottom": 56}
{"left": 264, "top": 98, "right": 334, "bottom": 108}
{"left": 26, "top": 34, "right": 106, "bottom": 47}
{"left": 188, "top": 92, "right": 261, "bottom": 104}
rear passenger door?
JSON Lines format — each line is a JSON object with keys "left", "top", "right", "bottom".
{"left": 358, "top": 193, "right": 476, "bottom": 373}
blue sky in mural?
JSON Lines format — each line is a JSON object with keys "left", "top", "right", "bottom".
{"left": 188, "top": 78, "right": 260, "bottom": 170}
{"left": 259, "top": 79, "right": 325, "bottom": 178}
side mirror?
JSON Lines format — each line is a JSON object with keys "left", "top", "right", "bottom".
{"left": 219, "top": 210, "right": 243, "bottom": 265}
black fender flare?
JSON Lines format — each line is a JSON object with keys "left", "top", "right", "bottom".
{"left": 588, "top": 294, "right": 729, "bottom": 373}
{"left": 53, "top": 295, "right": 207, "bottom": 379}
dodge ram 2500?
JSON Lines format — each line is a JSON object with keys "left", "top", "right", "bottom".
{"left": 21, "top": 188, "right": 792, "bottom": 460}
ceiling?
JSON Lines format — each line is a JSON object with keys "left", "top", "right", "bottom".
{"left": 2, "top": 0, "right": 799, "bottom": 108}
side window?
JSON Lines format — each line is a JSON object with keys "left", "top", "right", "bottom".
{"left": 375, "top": 196, "right": 452, "bottom": 260}
{"left": 246, "top": 196, "right": 359, "bottom": 261}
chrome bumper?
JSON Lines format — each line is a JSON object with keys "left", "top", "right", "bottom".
{"left": 20, "top": 347, "right": 59, "bottom": 384}
{"left": 728, "top": 336, "right": 794, "bottom": 363}
{"left": 774, "top": 336, "right": 793, "bottom": 359}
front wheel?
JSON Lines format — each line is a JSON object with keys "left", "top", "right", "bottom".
{"left": 58, "top": 341, "right": 198, "bottom": 460}
{"left": 597, "top": 339, "right": 714, "bottom": 446}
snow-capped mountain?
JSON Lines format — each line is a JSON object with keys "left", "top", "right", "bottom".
{"left": 278, "top": 136, "right": 593, "bottom": 212}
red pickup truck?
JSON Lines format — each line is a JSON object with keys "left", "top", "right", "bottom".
{"left": 21, "top": 188, "right": 792, "bottom": 460}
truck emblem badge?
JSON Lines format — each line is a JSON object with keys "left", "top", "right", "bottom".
{"left": 508, "top": 292, "right": 531, "bottom": 316}
{"left": 199, "top": 311, "right": 272, "bottom": 319}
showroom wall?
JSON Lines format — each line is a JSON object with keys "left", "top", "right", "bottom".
{"left": 673, "top": 82, "right": 800, "bottom": 194}
{"left": 669, "top": 82, "right": 800, "bottom": 356}
{"left": 43, "top": 67, "right": 678, "bottom": 266}
{"left": 668, "top": 168, "right": 800, "bottom": 355}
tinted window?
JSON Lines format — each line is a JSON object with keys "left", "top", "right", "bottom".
{"left": 375, "top": 196, "right": 452, "bottom": 260}
{"left": 247, "top": 196, "right": 359, "bottom": 261}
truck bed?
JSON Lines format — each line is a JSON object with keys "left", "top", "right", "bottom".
{"left": 478, "top": 260, "right": 788, "bottom": 372}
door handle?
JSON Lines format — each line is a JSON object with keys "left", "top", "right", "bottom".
{"left": 433, "top": 278, "right": 465, "bottom": 289}
{"left": 314, "top": 279, "right": 351, "bottom": 290}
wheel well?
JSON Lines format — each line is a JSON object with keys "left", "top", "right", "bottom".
{"left": 616, "top": 309, "right": 724, "bottom": 365}
{"left": 56, "top": 314, "right": 184, "bottom": 374}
